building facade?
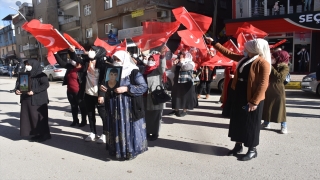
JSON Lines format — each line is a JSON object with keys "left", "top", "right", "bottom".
{"left": 225, "top": 0, "right": 320, "bottom": 73}
{"left": 0, "top": 14, "right": 18, "bottom": 64}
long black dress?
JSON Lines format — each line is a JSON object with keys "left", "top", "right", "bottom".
{"left": 171, "top": 66, "right": 194, "bottom": 110}
{"left": 228, "top": 59, "right": 264, "bottom": 148}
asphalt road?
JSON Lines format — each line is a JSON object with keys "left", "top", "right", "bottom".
{"left": 0, "top": 76, "right": 319, "bottom": 180}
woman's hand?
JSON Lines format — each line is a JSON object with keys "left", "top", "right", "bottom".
{"left": 15, "top": 90, "right": 22, "bottom": 95}
{"left": 248, "top": 102, "right": 257, "bottom": 112}
{"left": 100, "top": 85, "right": 107, "bottom": 92}
{"left": 173, "top": 59, "right": 179, "bottom": 65}
{"left": 98, "top": 96, "right": 104, "bottom": 104}
{"left": 115, "top": 86, "right": 128, "bottom": 94}
{"left": 69, "top": 45, "right": 75, "bottom": 52}
{"left": 27, "top": 91, "right": 34, "bottom": 96}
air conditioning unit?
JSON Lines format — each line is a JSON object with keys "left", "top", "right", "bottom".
{"left": 157, "top": 11, "right": 168, "bottom": 18}
{"left": 58, "top": 9, "right": 64, "bottom": 16}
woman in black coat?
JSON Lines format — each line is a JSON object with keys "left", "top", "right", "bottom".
{"left": 54, "top": 46, "right": 87, "bottom": 127}
{"left": 15, "top": 59, "right": 51, "bottom": 142}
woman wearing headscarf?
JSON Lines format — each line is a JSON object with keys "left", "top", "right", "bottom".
{"left": 15, "top": 59, "right": 51, "bottom": 142}
{"left": 262, "top": 50, "right": 290, "bottom": 134}
{"left": 142, "top": 50, "right": 166, "bottom": 141}
{"left": 75, "top": 46, "right": 108, "bottom": 144}
{"left": 99, "top": 50, "right": 148, "bottom": 160}
{"left": 213, "top": 38, "right": 271, "bottom": 161}
{"left": 168, "top": 47, "right": 195, "bottom": 117}
{"left": 53, "top": 46, "right": 87, "bottom": 127}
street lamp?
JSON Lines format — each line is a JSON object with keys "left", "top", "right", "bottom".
{"left": 9, "top": 5, "right": 43, "bottom": 62}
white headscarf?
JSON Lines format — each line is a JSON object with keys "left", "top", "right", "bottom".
{"left": 237, "top": 38, "right": 271, "bottom": 74}
{"left": 113, "top": 50, "right": 139, "bottom": 78}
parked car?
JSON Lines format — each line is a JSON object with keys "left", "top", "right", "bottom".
{"left": 42, "top": 64, "right": 66, "bottom": 81}
{"left": 0, "top": 64, "right": 9, "bottom": 75}
{"left": 301, "top": 72, "right": 320, "bottom": 96}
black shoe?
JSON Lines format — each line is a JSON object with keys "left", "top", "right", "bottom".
{"left": 70, "top": 121, "right": 79, "bottom": 126}
{"left": 178, "top": 111, "right": 187, "bottom": 117}
{"left": 149, "top": 134, "right": 159, "bottom": 141}
{"left": 30, "top": 135, "right": 41, "bottom": 142}
{"left": 79, "top": 121, "right": 87, "bottom": 127}
{"left": 241, "top": 147, "right": 257, "bottom": 161}
{"left": 168, "top": 110, "right": 178, "bottom": 116}
{"left": 37, "top": 134, "right": 52, "bottom": 142}
{"left": 227, "top": 143, "right": 243, "bottom": 156}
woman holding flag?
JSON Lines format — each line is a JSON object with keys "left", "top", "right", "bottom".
{"left": 212, "top": 38, "right": 271, "bottom": 161}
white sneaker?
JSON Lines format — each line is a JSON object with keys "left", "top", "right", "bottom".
{"left": 261, "top": 123, "right": 271, "bottom": 129}
{"left": 280, "top": 127, "right": 288, "bottom": 134}
{"left": 85, "top": 132, "right": 97, "bottom": 142}
{"left": 96, "top": 134, "right": 106, "bottom": 144}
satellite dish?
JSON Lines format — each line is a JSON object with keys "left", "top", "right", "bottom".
{"left": 16, "top": 1, "right": 21, "bottom": 6}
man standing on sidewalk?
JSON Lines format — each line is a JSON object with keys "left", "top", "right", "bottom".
{"left": 297, "top": 47, "right": 309, "bottom": 74}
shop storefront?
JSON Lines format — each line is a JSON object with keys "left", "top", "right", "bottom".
{"left": 225, "top": 10, "right": 320, "bottom": 73}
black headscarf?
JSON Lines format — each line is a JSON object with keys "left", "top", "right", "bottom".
{"left": 26, "top": 59, "right": 43, "bottom": 77}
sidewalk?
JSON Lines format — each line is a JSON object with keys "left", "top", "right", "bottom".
{"left": 285, "top": 74, "right": 304, "bottom": 89}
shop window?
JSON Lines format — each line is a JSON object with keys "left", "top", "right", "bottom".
{"left": 105, "top": 0, "right": 113, "bottom": 9}
{"left": 84, "top": 4, "right": 91, "bottom": 16}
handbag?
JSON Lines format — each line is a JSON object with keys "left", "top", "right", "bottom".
{"left": 284, "top": 73, "right": 290, "bottom": 85}
{"left": 151, "top": 85, "right": 171, "bottom": 105}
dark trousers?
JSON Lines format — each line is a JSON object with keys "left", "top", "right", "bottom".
{"left": 197, "top": 81, "right": 212, "bottom": 95}
{"left": 299, "top": 61, "right": 306, "bottom": 74}
{"left": 84, "top": 94, "right": 106, "bottom": 134}
{"left": 67, "top": 91, "right": 87, "bottom": 124}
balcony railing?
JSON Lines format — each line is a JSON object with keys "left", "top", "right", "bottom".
{"left": 59, "top": 16, "right": 80, "bottom": 25}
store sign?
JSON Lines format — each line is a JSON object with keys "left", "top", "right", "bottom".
{"left": 285, "top": 11, "right": 320, "bottom": 30}
{"left": 118, "top": 26, "right": 143, "bottom": 40}
{"left": 131, "top": 10, "right": 144, "bottom": 18}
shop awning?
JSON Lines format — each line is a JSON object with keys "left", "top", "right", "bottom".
{"left": 225, "top": 11, "right": 320, "bottom": 36}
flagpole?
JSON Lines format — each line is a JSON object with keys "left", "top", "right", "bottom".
{"left": 9, "top": 6, "right": 43, "bottom": 63}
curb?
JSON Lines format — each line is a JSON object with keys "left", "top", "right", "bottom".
{"left": 285, "top": 81, "right": 301, "bottom": 89}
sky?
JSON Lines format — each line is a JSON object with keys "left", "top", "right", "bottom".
{"left": 0, "top": 0, "right": 32, "bottom": 26}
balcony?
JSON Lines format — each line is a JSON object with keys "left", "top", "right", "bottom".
{"left": 60, "top": 16, "right": 80, "bottom": 32}
{"left": 23, "top": 49, "right": 38, "bottom": 57}
{"left": 59, "top": 0, "right": 79, "bottom": 9}
{"left": 23, "top": 44, "right": 38, "bottom": 51}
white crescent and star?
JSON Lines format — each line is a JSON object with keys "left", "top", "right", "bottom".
{"left": 35, "top": 35, "right": 55, "bottom": 47}
{"left": 189, "top": 35, "right": 200, "bottom": 44}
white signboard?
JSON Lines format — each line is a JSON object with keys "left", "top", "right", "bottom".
{"left": 118, "top": 26, "right": 143, "bottom": 40}
{"left": 117, "top": 0, "right": 134, "bottom": 5}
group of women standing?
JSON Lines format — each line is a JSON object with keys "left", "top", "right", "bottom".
{"left": 15, "top": 36, "right": 290, "bottom": 161}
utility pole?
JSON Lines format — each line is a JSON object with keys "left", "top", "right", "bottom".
{"left": 212, "top": 0, "right": 218, "bottom": 39}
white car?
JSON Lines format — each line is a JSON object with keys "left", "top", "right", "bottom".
{"left": 0, "top": 64, "right": 9, "bottom": 75}
{"left": 301, "top": 72, "right": 320, "bottom": 96}
{"left": 42, "top": 64, "right": 66, "bottom": 81}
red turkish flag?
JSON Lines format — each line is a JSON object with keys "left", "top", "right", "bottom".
{"left": 172, "top": 7, "right": 212, "bottom": 37}
{"left": 22, "top": 19, "right": 70, "bottom": 64}
{"left": 177, "top": 30, "right": 207, "bottom": 50}
{"left": 110, "top": 39, "right": 127, "bottom": 55}
{"left": 234, "top": 22, "right": 268, "bottom": 39}
{"left": 63, "top": 33, "right": 84, "bottom": 50}
{"left": 132, "top": 21, "right": 180, "bottom": 51}
{"left": 94, "top": 38, "right": 115, "bottom": 55}
{"left": 237, "top": 32, "right": 247, "bottom": 52}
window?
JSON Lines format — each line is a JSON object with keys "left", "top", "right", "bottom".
{"left": 9, "top": 32, "right": 12, "bottom": 40}
{"left": 39, "top": 17, "right": 43, "bottom": 23}
{"left": 36, "top": 0, "right": 41, "bottom": 4}
{"left": 86, "top": 28, "right": 92, "bottom": 38}
{"left": 105, "top": 23, "right": 112, "bottom": 34}
{"left": 17, "top": 27, "right": 21, "bottom": 34}
{"left": 2, "top": 49, "right": 4, "bottom": 55}
{"left": 0, "top": 35, "right": 2, "bottom": 42}
{"left": 105, "top": 0, "right": 113, "bottom": 9}
{"left": 12, "top": 46, "right": 14, "bottom": 51}
{"left": 20, "top": 45, "right": 23, "bottom": 52}
{"left": 84, "top": 4, "right": 91, "bottom": 16}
